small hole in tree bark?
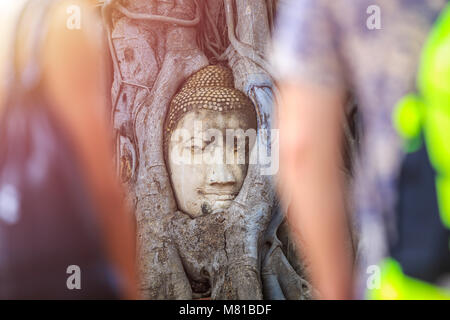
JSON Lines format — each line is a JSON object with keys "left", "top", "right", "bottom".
{"left": 124, "top": 47, "right": 135, "bottom": 62}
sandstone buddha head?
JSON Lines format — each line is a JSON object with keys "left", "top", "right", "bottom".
{"left": 164, "top": 65, "right": 257, "bottom": 218}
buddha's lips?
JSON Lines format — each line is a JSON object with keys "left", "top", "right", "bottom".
{"left": 197, "top": 189, "right": 238, "bottom": 200}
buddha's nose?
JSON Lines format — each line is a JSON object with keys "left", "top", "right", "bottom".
{"left": 208, "top": 164, "right": 236, "bottom": 186}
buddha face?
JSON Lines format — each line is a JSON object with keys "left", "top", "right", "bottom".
{"left": 168, "top": 109, "right": 256, "bottom": 218}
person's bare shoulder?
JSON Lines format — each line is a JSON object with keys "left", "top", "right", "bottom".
{"left": 0, "top": 0, "right": 29, "bottom": 111}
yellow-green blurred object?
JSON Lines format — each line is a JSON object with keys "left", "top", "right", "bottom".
{"left": 368, "top": 259, "right": 450, "bottom": 300}
{"left": 393, "top": 94, "right": 423, "bottom": 152}
{"left": 384, "top": 4, "right": 450, "bottom": 300}
{"left": 393, "top": 4, "right": 450, "bottom": 229}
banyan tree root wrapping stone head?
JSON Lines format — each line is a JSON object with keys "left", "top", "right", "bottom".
{"left": 164, "top": 65, "right": 257, "bottom": 218}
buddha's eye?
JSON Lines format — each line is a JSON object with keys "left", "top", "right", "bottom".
{"left": 190, "top": 144, "right": 202, "bottom": 154}
{"left": 205, "top": 136, "right": 215, "bottom": 149}
{"left": 202, "top": 136, "right": 216, "bottom": 154}
{"left": 185, "top": 138, "right": 203, "bottom": 154}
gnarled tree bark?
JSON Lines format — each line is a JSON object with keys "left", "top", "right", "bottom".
{"left": 102, "top": 0, "right": 313, "bottom": 299}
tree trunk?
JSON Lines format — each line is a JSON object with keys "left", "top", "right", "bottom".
{"left": 103, "top": 0, "right": 313, "bottom": 300}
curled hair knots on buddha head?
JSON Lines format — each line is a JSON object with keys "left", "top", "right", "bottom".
{"left": 163, "top": 65, "right": 256, "bottom": 157}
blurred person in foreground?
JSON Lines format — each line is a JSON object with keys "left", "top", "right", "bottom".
{"left": 0, "top": 0, "right": 137, "bottom": 299}
{"left": 272, "top": 0, "right": 450, "bottom": 299}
